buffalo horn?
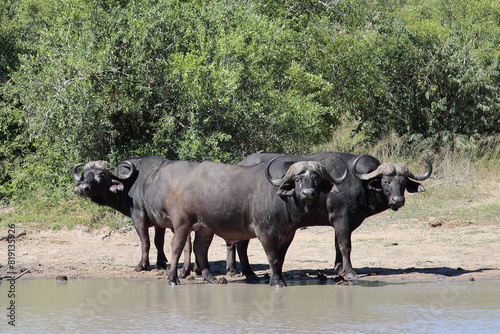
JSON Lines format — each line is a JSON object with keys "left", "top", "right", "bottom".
{"left": 266, "top": 159, "right": 311, "bottom": 187}
{"left": 265, "top": 158, "right": 284, "bottom": 187}
{"left": 111, "top": 160, "right": 136, "bottom": 179}
{"left": 72, "top": 163, "right": 85, "bottom": 181}
{"left": 266, "top": 158, "right": 348, "bottom": 187}
{"left": 408, "top": 157, "right": 433, "bottom": 181}
{"left": 352, "top": 155, "right": 388, "bottom": 180}
{"left": 318, "top": 160, "right": 348, "bottom": 185}
{"left": 353, "top": 155, "right": 433, "bottom": 181}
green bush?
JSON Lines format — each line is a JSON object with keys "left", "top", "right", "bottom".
{"left": 0, "top": 0, "right": 498, "bottom": 221}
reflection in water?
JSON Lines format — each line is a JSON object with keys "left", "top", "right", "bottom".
{"left": 2, "top": 279, "right": 499, "bottom": 333}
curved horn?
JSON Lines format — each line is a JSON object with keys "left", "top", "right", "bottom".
{"left": 111, "top": 160, "right": 136, "bottom": 179}
{"left": 352, "top": 155, "right": 392, "bottom": 180}
{"left": 72, "top": 163, "right": 85, "bottom": 181}
{"left": 265, "top": 157, "right": 284, "bottom": 187}
{"left": 408, "top": 157, "right": 433, "bottom": 181}
{"left": 315, "top": 160, "right": 348, "bottom": 185}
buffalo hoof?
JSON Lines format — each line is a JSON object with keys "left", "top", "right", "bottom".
{"left": 134, "top": 264, "right": 150, "bottom": 272}
{"left": 345, "top": 272, "right": 358, "bottom": 280}
{"left": 168, "top": 278, "right": 180, "bottom": 286}
{"left": 333, "top": 276, "right": 350, "bottom": 286}
{"left": 204, "top": 275, "right": 219, "bottom": 284}
{"left": 227, "top": 269, "right": 241, "bottom": 277}
{"left": 156, "top": 261, "right": 168, "bottom": 270}
{"left": 245, "top": 274, "right": 260, "bottom": 284}
{"left": 179, "top": 266, "right": 192, "bottom": 279}
{"left": 192, "top": 263, "right": 202, "bottom": 276}
{"left": 215, "top": 277, "right": 228, "bottom": 284}
{"left": 270, "top": 278, "right": 287, "bottom": 288}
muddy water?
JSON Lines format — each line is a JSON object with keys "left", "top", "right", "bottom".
{"left": 2, "top": 279, "right": 499, "bottom": 333}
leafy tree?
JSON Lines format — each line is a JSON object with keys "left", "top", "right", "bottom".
{"left": 0, "top": 0, "right": 498, "bottom": 206}
{"left": 357, "top": 0, "right": 500, "bottom": 141}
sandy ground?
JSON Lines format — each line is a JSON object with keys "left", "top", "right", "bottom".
{"left": 1, "top": 209, "right": 499, "bottom": 283}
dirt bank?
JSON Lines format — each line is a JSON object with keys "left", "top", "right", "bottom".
{"left": 1, "top": 210, "right": 498, "bottom": 283}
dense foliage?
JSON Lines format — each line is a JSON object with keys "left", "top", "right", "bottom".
{"left": 0, "top": 0, "right": 499, "bottom": 203}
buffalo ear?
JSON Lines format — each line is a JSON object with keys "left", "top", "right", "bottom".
{"left": 321, "top": 182, "right": 334, "bottom": 193}
{"left": 276, "top": 183, "right": 295, "bottom": 196}
{"left": 109, "top": 179, "right": 124, "bottom": 193}
{"left": 407, "top": 180, "right": 425, "bottom": 193}
{"left": 367, "top": 179, "right": 383, "bottom": 192}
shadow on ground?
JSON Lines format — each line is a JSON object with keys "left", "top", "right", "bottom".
{"left": 204, "top": 260, "right": 497, "bottom": 285}
{"left": 355, "top": 266, "right": 495, "bottom": 277}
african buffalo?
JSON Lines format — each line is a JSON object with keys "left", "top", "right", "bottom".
{"left": 228, "top": 152, "right": 432, "bottom": 280}
{"left": 165, "top": 158, "right": 348, "bottom": 287}
{"left": 72, "top": 156, "right": 202, "bottom": 275}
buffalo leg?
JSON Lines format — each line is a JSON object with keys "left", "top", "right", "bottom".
{"left": 167, "top": 226, "right": 191, "bottom": 285}
{"left": 226, "top": 240, "right": 256, "bottom": 278}
{"left": 133, "top": 214, "right": 151, "bottom": 271}
{"left": 236, "top": 240, "right": 259, "bottom": 282}
{"left": 333, "top": 221, "right": 357, "bottom": 280}
{"left": 154, "top": 226, "right": 168, "bottom": 270}
{"left": 193, "top": 227, "right": 217, "bottom": 283}
{"left": 333, "top": 235, "right": 343, "bottom": 273}
{"left": 225, "top": 242, "right": 240, "bottom": 276}
{"left": 259, "top": 235, "right": 293, "bottom": 288}
{"left": 179, "top": 233, "right": 193, "bottom": 278}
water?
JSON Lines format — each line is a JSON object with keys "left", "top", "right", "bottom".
{"left": 1, "top": 279, "right": 499, "bottom": 333}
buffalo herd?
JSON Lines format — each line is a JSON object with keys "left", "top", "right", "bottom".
{"left": 73, "top": 152, "right": 432, "bottom": 287}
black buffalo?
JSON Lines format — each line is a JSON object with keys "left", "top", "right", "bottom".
{"left": 228, "top": 152, "right": 432, "bottom": 280}
{"left": 72, "top": 156, "right": 201, "bottom": 275}
{"left": 166, "top": 158, "right": 348, "bottom": 287}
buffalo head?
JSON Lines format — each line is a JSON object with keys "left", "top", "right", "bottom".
{"left": 72, "top": 160, "right": 135, "bottom": 204}
{"left": 353, "top": 155, "right": 432, "bottom": 211}
{"left": 266, "top": 158, "right": 348, "bottom": 212}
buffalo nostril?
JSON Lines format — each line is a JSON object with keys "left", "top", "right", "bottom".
{"left": 302, "top": 189, "right": 315, "bottom": 198}
{"left": 76, "top": 184, "right": 90, "bottom": 193}
{"left": 391, "top": 196, "right": 405, "bottom": 206}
